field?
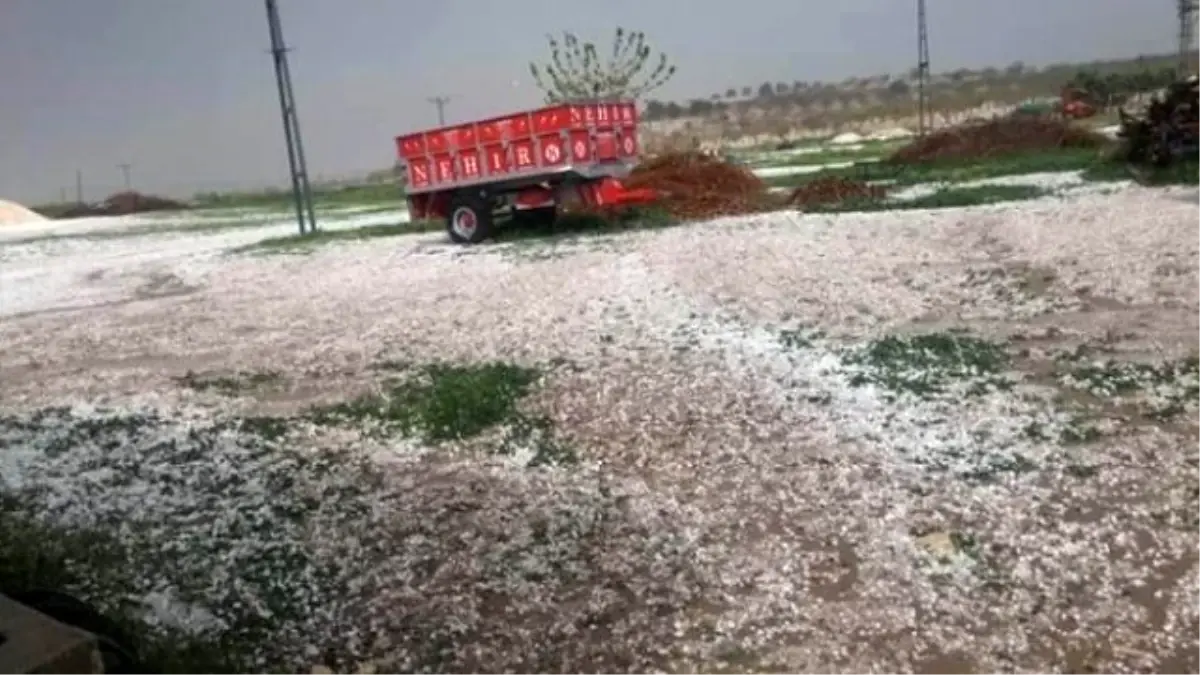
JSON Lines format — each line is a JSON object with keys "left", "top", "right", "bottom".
{"left": 2, "top": 145, "right": 1198, "bottom": 673}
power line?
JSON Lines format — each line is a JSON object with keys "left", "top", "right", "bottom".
{"left": 427, "top": 96, "right": 451, "bottom": 126}
{"left": 916, "top": 0, "right": 931, "bottom": 139}
{"left": 265, "top": 0, "right": 317, "bottom": 235}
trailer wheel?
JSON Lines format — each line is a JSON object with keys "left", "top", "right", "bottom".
{"left": 447, "top": 193, "right": 493, "bottom": 244}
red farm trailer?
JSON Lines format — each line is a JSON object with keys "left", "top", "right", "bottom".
{"left": 395, "top": 99, "right": 657, "bottom": 243}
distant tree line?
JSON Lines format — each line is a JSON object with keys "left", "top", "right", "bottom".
{"left": 1065, "top": 67, "right": 1183, "bottom": 109}
{"left": 640, "top": 56, "right": 1193, "bottom": 122}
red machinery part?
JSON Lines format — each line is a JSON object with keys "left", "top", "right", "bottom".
{"left": 594, "top": 177, "right": 658, "bottom": 206}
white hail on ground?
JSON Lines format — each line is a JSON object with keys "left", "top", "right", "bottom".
{"left": 0, "top": 183, "right": 1196, "bottom": 671}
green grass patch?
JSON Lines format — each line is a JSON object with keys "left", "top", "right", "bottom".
{"left": 311, "top": 362, "right": 539, "bottom": 442}
{"left": 234, "top": 206, "right": 676, "bottom": 254}
{"left": 809, "top": 184, "right": 1049, "bottom": 213}
{"left": 193, "top": 182, "right": 403, "bottom": 210}
{"left": 762, "top": 147, "right": 1105, "bottom": 190}
{"left": 7, "top": 205, "right": 409, "bottom": 247}
{"left": 1080, "top": 157, "right": 1200, "bottom": 185}
{"left": 742, "top": 144, "right": 896, "bottom": 169}
{"left": 842, "top": 331, "right": 1013, "bottom": 399}
{"left": 309, "top": 361, "right": 578, "bottom": 466}
{"left": 233, "top": 220, "right": 441, "bottom": 254}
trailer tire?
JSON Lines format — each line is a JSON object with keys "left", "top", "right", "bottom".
{"left": 447, "top": 193, "right": 494, "bottom": 244}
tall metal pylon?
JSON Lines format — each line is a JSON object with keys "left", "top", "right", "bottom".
{"left": 427, "top": 96, "right": 451, "bottom": 126}
{"left": 265, "top": 0, "right": 317, "bottom": 235}
{"left": 1179, "top": 0, "right": 1198, "bottom": 75}
{"left": 916, "top": 0, "right": 931, "bottom": 138}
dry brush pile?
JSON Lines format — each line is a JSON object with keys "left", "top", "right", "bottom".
{"left": 617, "top": 152, "right": 889, "bottom": 218}
{"left": 887, "top": 116, "right": 1109, "bottom": 164}
{"left": 622, "top": 152, "right": 772, "bottom": 219}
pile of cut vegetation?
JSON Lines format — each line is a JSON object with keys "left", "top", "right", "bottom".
{"left": 623, "top": 152, "right": 770, "bottom": 219}
{"left": 888, "top": 116, "right": 1109, "bottom": 164}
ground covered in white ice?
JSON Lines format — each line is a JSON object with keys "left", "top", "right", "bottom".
{"left": 0, "top": 180, "right": 1196, "bottom": 672}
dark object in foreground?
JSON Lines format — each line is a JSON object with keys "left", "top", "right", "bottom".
{"left": 0, "top": 590, "right": 127, "bottom": 673}
{"left": 1115, "top": 75, "right": 1200, "bottom": 168}
{"left": 888, "top": 116, "right": 1108, "bottom": 164}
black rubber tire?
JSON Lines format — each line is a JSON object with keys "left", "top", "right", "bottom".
{"left": 446, "top": 192, "right": 494, "bottom": 244}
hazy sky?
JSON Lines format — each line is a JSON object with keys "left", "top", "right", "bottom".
{"left": 0, "top": 0, "right": 1180, "bottom": 202}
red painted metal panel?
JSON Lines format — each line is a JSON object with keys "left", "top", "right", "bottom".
{"left": 407, "top": 158, "right": 431, "bottom": 189}
{"left": 483, "top": 144, "right": 508, "bottom": 175}
{"left": 511, "top": 139, "right": 536, "bottom": 170}
{"left": 594, "top": 131, "right": 617, "bottom": 160}
{"left": 425, "top": 130, "right": 449, "bottom": 155}
{"left": 509, "top": 114, "right": 532, "bottom": 140}
{"left": 432, "top": 153, "right": 456, "bottom": 183}
{"left": 568, "top": 105, "right": 585, "bottom": 128}
{"left": 568, "top": 130, "right": 591, "bottom": 162}
{"left": 538, "top": 134, "right": 565, "bottom": 166}
{"left": 514, "top": 186, "right": 555, "bottom": 209}
{"left": 619, "top": 130, "right": 638, "bottom": 157}
{"left": 477, "top": 118, "right": 504, "bottom": 145}
{"left": 595, "top": 104, "right": 616, "bottom": 129}
{"left": 396, "top": 133, "right": 425, "bottom": 159}
{"left": 459, "top": 150, "right": 483, "bottom": 180}
{"left": 452, "top": 124, "right": 477, "bottom": 149}
{"left": 396, "top": 99, "right": 640, "bottom": 205}
{"left": 532, "top": 105, "right": 569, "bottom": 134}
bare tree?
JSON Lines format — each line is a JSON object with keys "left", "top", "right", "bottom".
{"left": 529, "top": 27, "right": 676, "bottom": 103}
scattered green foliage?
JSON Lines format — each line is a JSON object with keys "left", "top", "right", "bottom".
{"left": 778, "top": 325, "right": 826, "bottom": 349}
{"left": 310, "top": 362, "right": 542, "bottom": 443}
{"left": 175, "top": 370, "right": 282, "bottom": 395}
{"left": 233, "top": 220, "right": 441, "bottom": 254}
{"left": 762, "top": 147, "right": 1107, "bottom": 190}
{"left": 842, "top": 331, "right": 1012, "bottom": 399}
{"left": 1057, "top": 353, "right": 1199, "bottom": 419}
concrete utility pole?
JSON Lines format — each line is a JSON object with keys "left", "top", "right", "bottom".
{"left": 75, "top": 169, "right": 83, "bottom": 205}
{"left": 1179, "top": 0, "right": 1198, "bottom": 74}
{"left": 118, "top": 163, "right": 132, "bottom": 191}
{"left": 427, "top": 96, "right": 451, "bottom": 126}
{"left": 265, "top": 0, "right": 318, "bottom": 235}
{"left": 916, "top": 0, "right": 931, "bottom": 138}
